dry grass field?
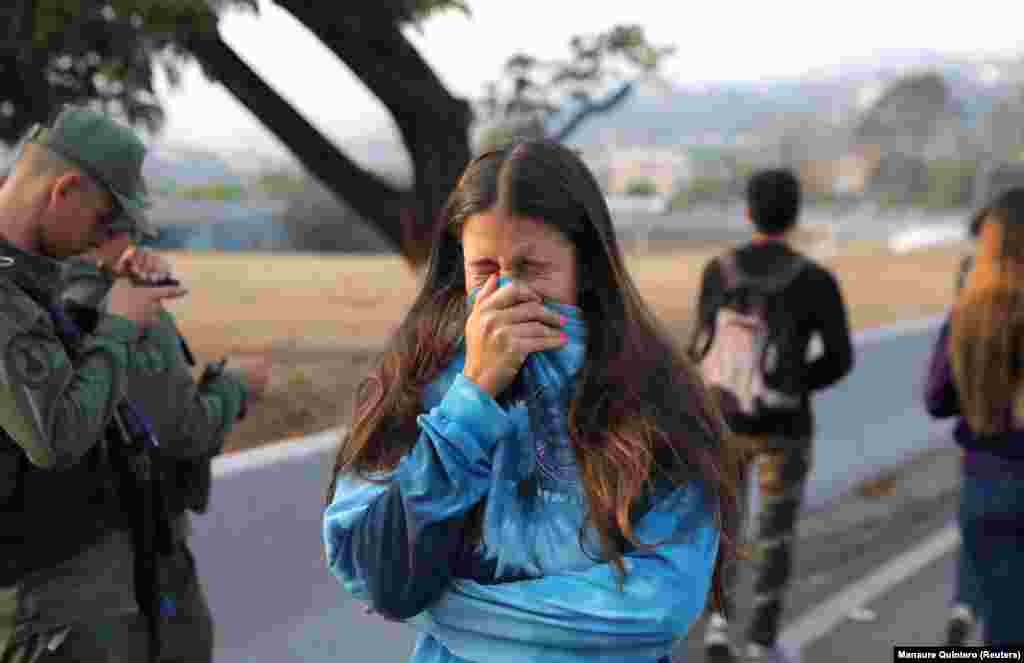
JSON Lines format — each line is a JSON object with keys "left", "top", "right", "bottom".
{"left": 158, "top": 240, "right": 967, "bottom": 452}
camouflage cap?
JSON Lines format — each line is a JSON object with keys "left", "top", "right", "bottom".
{"left": 26, "top": 106, "right": 156, "bottom": 239}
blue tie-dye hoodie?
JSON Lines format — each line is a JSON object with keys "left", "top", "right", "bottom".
{"left": 323, "top": 276, "right": 720, "bottom": 663}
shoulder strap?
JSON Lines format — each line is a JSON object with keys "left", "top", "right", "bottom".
{"left": 717, "top": 252, "right": 743, "bottom": 291}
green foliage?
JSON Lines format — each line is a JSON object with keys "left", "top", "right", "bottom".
{"left": 625, "top": 177, "right": 658, "bottom": 196}
{"left": 0, "top": 0, "right": 254, "bottom": 144}
{"left": 913, "top": 159, "right": 976, "bottom": 209}
{"left": 149, "top": 177, "right": 179, "bottom": 195}
{"left": 668, "top": 188, "right": 692, "bottom": 211}
{"left": 868, "top": 156, "right": 975, "bottom": 210}
{"left": 255, "top": 171, "right": 310, "bottom": 198}
{"left": 400, "top": 0, "right": 470, "bottom": 27}
{"left": 876, "top": 190, "right": 904, "bottom": 209}
{"left": 807, "top": 189, "right": 840, "bottom": 205}
{"left": 673, "top": 176, "right": 731, "bottom": 206}
{"left": 731, "top": 160, "right": 758, "bottom": 185}
{"left": 176, "top": 182, "right": 245, "bottom": 201}
{"left": 475, "top": 116, "right": 546, "bottom": 153}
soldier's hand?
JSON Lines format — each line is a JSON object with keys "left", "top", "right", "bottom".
{"left": 84, "top": 232, "right": 133, "bottom": 272}
{"left": 115, "top": 246, "right": 177, "bottom": 285}
{"left": 85, "top": 238, "right": 177, "bottom": 285}
{"left": 107, "top": 280, "right": 189, "bottom": 327}
{"left": 228, "top": 354, "right": 271, "bottom": 400}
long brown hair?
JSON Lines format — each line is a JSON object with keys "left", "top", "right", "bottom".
{"left": 951, "top": 188, "right": 1024, "bottom": 434}
{"left": 328, "top": 140, "right": 739, "bottom": 594}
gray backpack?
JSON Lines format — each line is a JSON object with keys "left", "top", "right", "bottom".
{"left": 695, "top": 252, "right": 807, "bottom": 419}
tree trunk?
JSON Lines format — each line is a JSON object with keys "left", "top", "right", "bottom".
{"left": 184, "top": 30, "right": 416, "bottom": 262}
{"left": 2, "top": 5, "right": 57, "bottom": 137}
{"left": 272, "top": 1, "right": 475, "bottom": 267}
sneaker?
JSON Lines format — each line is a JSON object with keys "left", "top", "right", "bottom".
{"left": 745, "top": 642, "right": 794, "bottom": 663}
{"left": 705, "top": 613, "right": 737, "bottom": 663}
{"left": 945, "top": 603, "right": 975, "bottom": 646}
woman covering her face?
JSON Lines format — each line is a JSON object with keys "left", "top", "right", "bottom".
{"left": 323, "top": 140, "right": 738, "bottom": 663}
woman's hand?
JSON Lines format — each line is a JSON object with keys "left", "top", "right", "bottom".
{"left": 462, "top": 274, "right": 566, "bottom": 398}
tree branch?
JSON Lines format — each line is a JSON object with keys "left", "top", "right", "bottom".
{"left": 184, "top": 30, "right": 413, "bottom": 257}
{"left": 0, "top": 1, "right": 33, "bottom": 58}
{"left": 272, "top": 1, "right": 469, "bottom": 126}
{"left": 551, "top": 81, "right": 633, "bottom": 143}
{"left": 271, "top": 1, "right": 474, "bottom": 266}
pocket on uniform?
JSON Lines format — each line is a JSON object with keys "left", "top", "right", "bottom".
{"left": 0, "top": 441, "right": 22, "bottom": 505}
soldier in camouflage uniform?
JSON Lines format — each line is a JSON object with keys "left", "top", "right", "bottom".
{"left": 60, "top": 241, "right": 270, "bottom": 663}
{"left": 0, "top": 107, "right": 266, "bottom": 662}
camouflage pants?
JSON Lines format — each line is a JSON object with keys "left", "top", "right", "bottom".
{"left": 1, "top": 538, "right": 212, "bottom": 663}
{"left": 719, "top": 433, "right": 812, "bottom": 647}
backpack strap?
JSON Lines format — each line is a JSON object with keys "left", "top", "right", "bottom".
{"left": 717, "top": 252, "right": 742, "bottom": 292}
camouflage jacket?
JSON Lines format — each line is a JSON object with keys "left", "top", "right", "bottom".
{"left": 0, "top": 238, "right": 139, "bottom": 470}
{"left": 60, "top": 258, "right": 247, "bottom": 461}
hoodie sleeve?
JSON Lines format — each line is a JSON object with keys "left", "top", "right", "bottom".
{"left": 805, "top": 268, "right": 854, "bottom": 392}
{"left": 924, "top": 317, "right": 960, "bottom": 419}
{"left": 323, "top": 373, "right": 515, "bottom": 621}
{"left": 412, "top": 482, "right": 719, "bottom": 662}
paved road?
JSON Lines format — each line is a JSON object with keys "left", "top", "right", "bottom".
{"left": 802, "top": 548, "right": 980, "bottom": 661}
{"left": 205, "top": 443, "right": 967, "bottom": 663}
{"left": 676, "top": 447, "right": 967, "bottom": 662}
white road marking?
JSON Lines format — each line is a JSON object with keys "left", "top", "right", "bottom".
{"left": 778, "top": 523, "right": 959, "bottom": 661}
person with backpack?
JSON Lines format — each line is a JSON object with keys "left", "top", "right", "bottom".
{"left": 690, "top": 168, "right": 854, "bottom": 663}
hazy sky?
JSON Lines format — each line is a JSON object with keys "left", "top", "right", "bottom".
{"left": 155, "top": 1, "right": 1024, "bottom": 161}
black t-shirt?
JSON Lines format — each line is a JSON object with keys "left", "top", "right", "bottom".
{"left": 691, "top": 240, "right": 855, "bottom": 439}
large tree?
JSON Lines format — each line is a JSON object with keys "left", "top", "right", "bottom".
{"left": 0, "top": 1, "right": 670, "bottom": 267}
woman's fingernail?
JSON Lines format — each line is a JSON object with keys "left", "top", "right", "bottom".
{"left": 560, "top": 315, "right": 567, "bottom": 326}
{"left": 560, "top": 331, "right": 567, "bottom": 342}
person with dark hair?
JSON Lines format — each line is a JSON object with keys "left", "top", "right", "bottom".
{"left": 925, "top": 188, "right": 1024, "bottom": 645}
{"left": 323, "top": 139, "right": 738, "bottom": 662}
{"left": 745, "top": 169, "right": 802, "bottom": 236}
{"left": 0, "top": 107, "right": 267, "bottom": 663}
{"left": 690, "top": 168, "right": 854, "bottom": 663}
{"left": 0, "top": 107, "right": 185, "bottom": 662}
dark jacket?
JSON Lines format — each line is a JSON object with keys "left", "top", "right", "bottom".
{"left": 60, "top": 259, "right": 248, "bottom": 516}
{"left": 0, "top": 239, "right": 140, "bottom": 584}
{"left": 924, "top": 317, "right": 1024, "bottom": 470}
{"left": 691, "top": 240, "right": 855, "bottom": 439}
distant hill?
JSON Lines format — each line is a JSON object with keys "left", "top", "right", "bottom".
{"left": 155, "top": 49, "right": 1023, "bottom": 180}
{"left": 143, "top": 144, "right": 246, "bottom": 194}
{"left": 562, "top": 49, "right": 1020, "bottom": 148}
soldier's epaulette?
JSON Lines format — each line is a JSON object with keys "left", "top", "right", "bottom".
{"left": 0, "top": 278, "right": 50, "bottom": 336}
